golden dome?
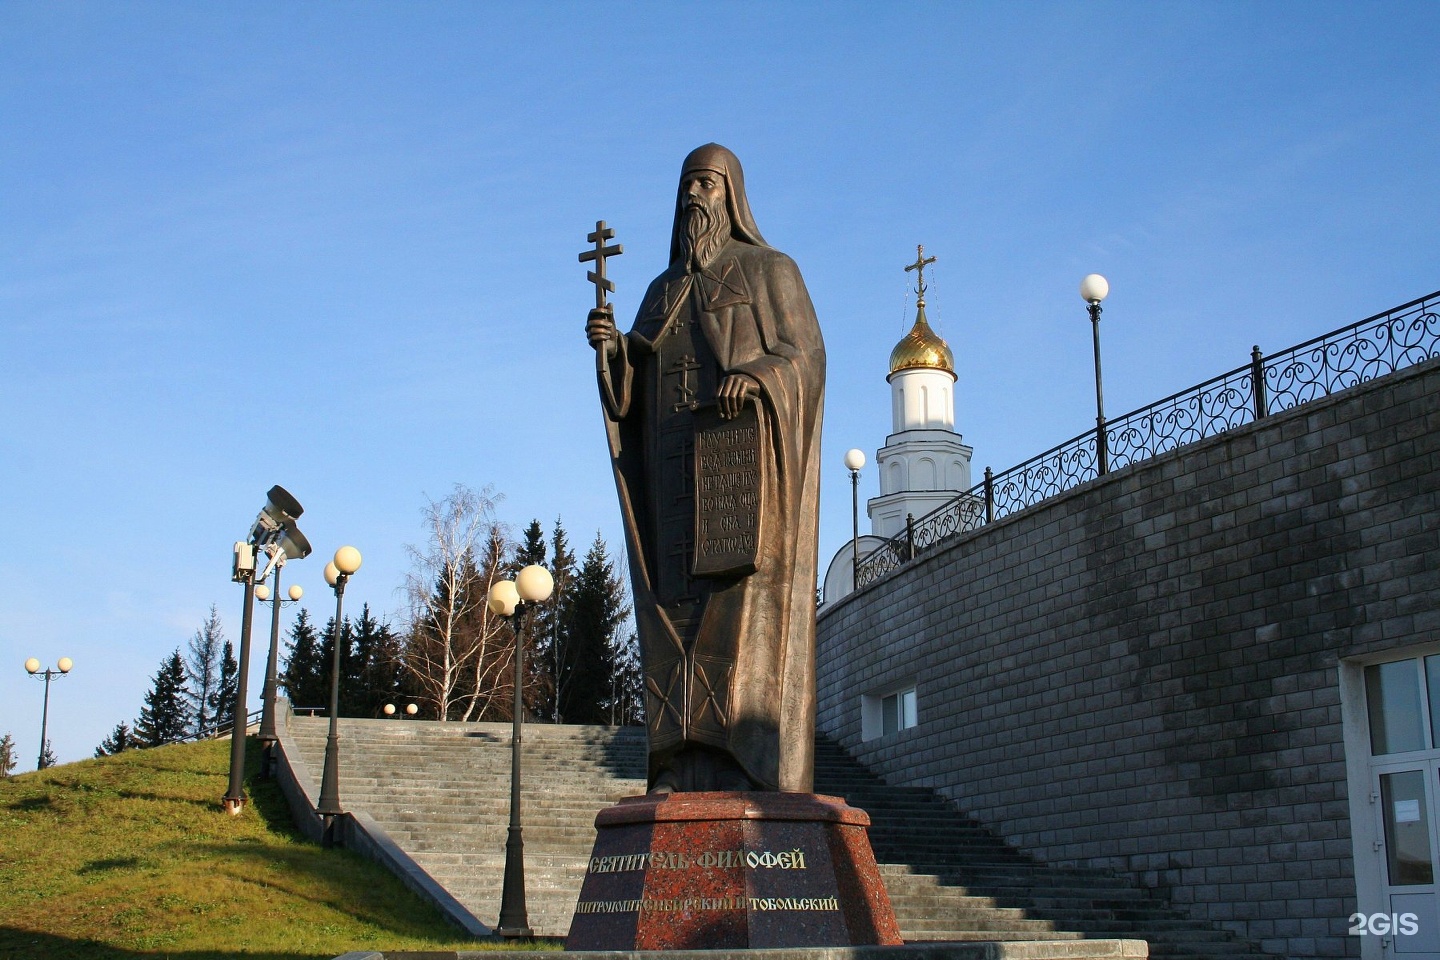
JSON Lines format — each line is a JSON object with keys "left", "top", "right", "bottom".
{"left": 888, "top": 299, "right": 955, "bottom": 380}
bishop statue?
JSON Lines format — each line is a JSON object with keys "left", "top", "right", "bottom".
{"left": 584, "top": 143, "right": 825, "bottom": 793}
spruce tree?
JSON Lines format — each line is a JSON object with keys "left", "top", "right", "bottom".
{"left": 0, "top": 733, "right": 16, "bottom": 777}
{"left": 345, "top": 605, "right": 403, "bottom": 717}
{"left": 39, "top": 741, "right": 58, "bottom": 769}
{"left": 280, "top": 609, "right": 326, "bottom": 710}
{"left": 184, "top": 605, "right": 225, "bottom": 736}
{"left": 513, "top": 520, "right": 554, "bottom": 717}
{"left": 95, "top": 722, "right": 138, "bottom": 757}
{"left": 315, "top": 614, "right": 352, "bottom": 716}
{"left": 557, "top": 532, "right": 630, "bottom": 724}
{"left": 516, "top": 519, "right": 546, "bottom": 568}
{"left": 211, "top": 641, "right": 239, "bottom": 733}
{"left": 607, "top": 630, "right": 645, "bottom": 726}
{"left": 536, "top": 518, "right": 578, "bottom": 721}
{"left": 137, "top": 649, "right": 191, "bottom": 747}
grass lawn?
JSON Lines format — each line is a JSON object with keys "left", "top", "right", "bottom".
{"left": 0, "top": 737, "right": 547, "bottom": 959}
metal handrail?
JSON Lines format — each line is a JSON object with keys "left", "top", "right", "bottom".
{"left": 854, "top": 288, "right": 1440, "bottom": 590}
{"left": 171, "top": 707, "right": 264, "bottom": 746}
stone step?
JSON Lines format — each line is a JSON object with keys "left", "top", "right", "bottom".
{"left": 285, "top": 715, "right": 1266, "bottom": 952}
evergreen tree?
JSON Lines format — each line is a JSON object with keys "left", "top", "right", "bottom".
{"left": 315, "top": 614, "right": 352, "bottom": 715}
{"left": 344, "top": 605, "right": 403, "bottom": 717}
{"left": 556, "top": 532, "right": 631, "bottom": 724}
{"left": 607, "top": 629, "right": 645, "bottom": 726}
{"left": 0, "top": 733, "right": 16, "bottom": 777}
{"left": 211, "top": 641, "right": 239, "bottom": 733}
{"left": 184, "top": 605, "right": 225, "bottom": 736}
{"left": 513, "top": 519, "right": 555, "bottom": 718}
{"left": 280, "top": 609, "right": 326, "bottom": 710}
{"left": 95, "top": 722, "right": 139, "bottom": 757}
{"left": 340, "top": 613, "right": 365, "bottom": 715}
{"left": 515, "top": 519, "right": 546, "bottom": 568}
{"left": 529, "top": 518, "right": 578, "bottom": 721}
{"left": 137, "top": 649, "right": 191, "bottom": 746}
{"left": 39, "top": 741, "right": 58, "bottom": 769}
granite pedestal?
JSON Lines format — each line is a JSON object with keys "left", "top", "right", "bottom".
{"left": 565, "top": 792, "right": 902, "bottom": 950}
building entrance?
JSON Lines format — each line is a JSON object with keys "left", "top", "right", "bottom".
{"left": 1361, "top": 657, "right": 1440, "bottom": 957}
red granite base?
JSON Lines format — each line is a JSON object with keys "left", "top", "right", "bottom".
{"left": 565, "top": 792, "right": 902, "bottom": 950}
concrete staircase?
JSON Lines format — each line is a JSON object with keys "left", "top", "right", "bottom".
{"left": 812, "top": 737, "right": 1271, "bottom": 959}
{"left": 286, "top": 717, "right": 1268, "bottom": 957}
{"left": 286, "top": 716, "right": 647, "bottom": 937}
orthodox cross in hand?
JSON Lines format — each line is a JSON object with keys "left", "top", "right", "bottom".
{"left": 579, "top": 220, "right": 624, "bottom": 310}
{"left": 904, "top": 244, "right": 937, "bottom": 300}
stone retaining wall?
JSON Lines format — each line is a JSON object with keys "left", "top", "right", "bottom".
{"left": 817, "top": 358, "right": 1440, "bottom": 958}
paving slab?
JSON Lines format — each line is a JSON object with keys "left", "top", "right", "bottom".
{"left": 334, "top": 941, "right": 1148, "bottom": 960}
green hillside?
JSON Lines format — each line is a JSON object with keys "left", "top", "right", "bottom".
{"left": 0, "top": 737, "right": 507, "bottom": 959}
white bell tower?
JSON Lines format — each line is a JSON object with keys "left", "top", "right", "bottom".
{"left": 823, "top": 245, "right": 973, "bottom": 603}
{"left": 867, "top": 246, "right": 972, "bottom": 538}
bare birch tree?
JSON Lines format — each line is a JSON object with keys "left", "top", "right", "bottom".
{"left": 401, "top": 484, "right": 515, "bottom": 721}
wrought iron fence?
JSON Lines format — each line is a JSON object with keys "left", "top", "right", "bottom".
{"left": 853, "top": 288, "right": 1440, "bottom": 591}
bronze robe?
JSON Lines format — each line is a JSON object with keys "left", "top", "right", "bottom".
{"left": 597, "top": 237, "right": 825, "bottom": 792}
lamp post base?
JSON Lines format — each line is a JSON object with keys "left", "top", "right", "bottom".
{"left": 497, "top": 824, "right": 531, "bottom": 938}
{"left": 495, "top": 925, "right": 534, "bottom": 939}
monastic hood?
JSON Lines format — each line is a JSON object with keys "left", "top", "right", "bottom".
{"left": 668, "top": 142, "right": 769, "bottom": 264}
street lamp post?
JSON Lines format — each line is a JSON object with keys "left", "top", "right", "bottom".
{"left": 257, "top": 575, "right": 304, "bottom": 776}
{"left": 317, "top": 545, "right": 362, "bottom": 847}
{"left": 24, "top": 657, "right": 72, "bottom": 769}
{"left": 225, "top": 485, "right": 308, "bottom": 815}
{"left": 224, "top": 545, "right": 258, "bottom": 814}
{"left": 487, "top": 564, "right": 555, "bottom": 939}
{"left": 844, "top": 449, "right": 866, "bottom": 587}
{"left": 1081, "top": 274, "right": 1111, "bottom": 475}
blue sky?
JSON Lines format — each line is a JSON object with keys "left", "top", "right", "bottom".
{"left": 2, "top": 2, "right": 1437, "bottom": 768}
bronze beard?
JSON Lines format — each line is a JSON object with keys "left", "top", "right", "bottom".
{"left": 679, "top": 193, "right": 731, "bottom": 272}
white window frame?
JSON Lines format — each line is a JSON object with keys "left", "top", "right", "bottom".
{"left": 861, "top": 682, "right": 919, "bottom": 741}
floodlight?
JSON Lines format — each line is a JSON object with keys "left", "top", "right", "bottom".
{"left": 252, "top": 485, "right": 304, "bottom": 543}
{"left": 275, "top": 524, "right": 312, "bottom": 562}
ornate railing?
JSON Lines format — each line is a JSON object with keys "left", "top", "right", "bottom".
{"left": 854, "top": 288, "right": 1440, "bottom": 590}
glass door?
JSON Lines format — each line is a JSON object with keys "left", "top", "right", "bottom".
{"left": 1364, "top": 656, "right": 1440, "bottom": 957}
{"left": 1374, "top": 762, "right": 1440, "bottom": 955}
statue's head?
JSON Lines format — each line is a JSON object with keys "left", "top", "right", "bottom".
{"left": 670, "top": 143, "right": 768, "bottom": 268}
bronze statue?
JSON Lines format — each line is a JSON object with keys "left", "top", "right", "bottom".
{"left": 584, "top": 144, "right": 825, "bottom": 793}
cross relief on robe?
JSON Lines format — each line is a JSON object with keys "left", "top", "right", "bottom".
{"left": 669, "top": 354, "right": 701, "bottom": 411}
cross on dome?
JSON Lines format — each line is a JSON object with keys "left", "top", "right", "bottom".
{"left": 889, "top": 244, "right": 954, "bottom": 380}
{"left": 904, "top": 244, "right": 937, "bottom": 302}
